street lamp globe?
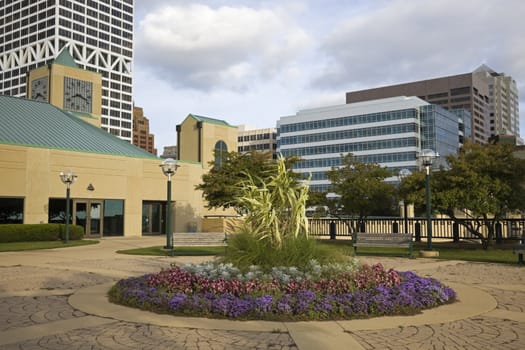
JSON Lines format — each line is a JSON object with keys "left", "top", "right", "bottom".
{"left": 418, "top": 149, "right": 439, "bottom": 168}
{"left": 59, "top": 171, "right": 77, "bottom": 186}
{"left": 398, "top": 168, "right": 412, "bottom": 181}
{"left": 160, "top": 158, "right": 178, "bottom": 178}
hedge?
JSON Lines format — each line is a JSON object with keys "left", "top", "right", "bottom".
{"left": 0, "top": 224, "right": 84, "bottom": 243}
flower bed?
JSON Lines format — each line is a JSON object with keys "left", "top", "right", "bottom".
{"left": 108, "top": 261, "right": 456, "bottom": 321}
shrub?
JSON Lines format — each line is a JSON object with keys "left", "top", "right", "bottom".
{"left": 224, "top": 231, "right": 348, "bottom": 273}
{"left": 0, "top": 224, "right": 84, "bottom": 243}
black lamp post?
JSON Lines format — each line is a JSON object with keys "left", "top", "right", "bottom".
{"left": 59, "top": 171, "right": 77, "bottom": 244}
{"left": 417, "top": 149, "right": 439, "bottom": 251}
{"left": 160, "top": 158, "right": 179, "bottom": 252}
{"left": 398, "top": 168, "right": 412, "bottom": 234}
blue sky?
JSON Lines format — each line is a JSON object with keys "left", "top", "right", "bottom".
{"left": 132, "top": 0, "right": 525, "bottom": 150}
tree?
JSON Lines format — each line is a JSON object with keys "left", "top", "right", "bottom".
{"left": 195, "top": 151, "right": 274, "bottom": 214}
{"left": 437, "top": 142, "right": 525, "bottom": 248}
{"left": 326, "top": 153, "right": 396, "bottom": 232}
{"left": 403, "top": 142, "right": 525, "bottom": 248}
{"left": 196, "top": 151, "right": 300, "bottom": 214}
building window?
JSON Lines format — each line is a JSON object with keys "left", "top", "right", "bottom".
{"left": 0, "top": 197, "right": 24, "bottom": 224}
{"left": 104, "top": 199, "right": 124, "bottom": 236}
{"left": 214, "top": 140, "right": 228, "bottom": 168}
{"left": 48, "top": 198, "right": 69, "bottom": 224}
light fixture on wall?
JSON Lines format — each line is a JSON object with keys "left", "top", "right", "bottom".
{"left": 87, "top": 183, "right": 95, "bottom": 191}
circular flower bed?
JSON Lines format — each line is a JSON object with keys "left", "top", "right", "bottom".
{"left": 108, "top": 260, "right": 456, "bottom": 321}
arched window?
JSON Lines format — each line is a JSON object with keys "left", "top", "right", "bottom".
{"left": 214, "top": 140, "right": 228, "bottom": 167}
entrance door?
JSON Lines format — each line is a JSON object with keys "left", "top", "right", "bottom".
{"left": 142, "top": 202, "right": 164, "bottom": 235}
{"left": 74, "top": 200, "right": 103, "bottom": 237}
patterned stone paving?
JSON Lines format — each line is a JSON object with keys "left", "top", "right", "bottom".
{"left": 350, "top": 317, "right": 525, "bottom": 350}
{"left": 0, "top": 295, "right": 86, "bottom": 332}
{"left": 1, "top": 246, "right": 524, "bottom": 349}
{"left": 0, "top": 322, "right": 298, "bottom": 350}
{"left": 0, "top": 265, "right": 115, "bottom": 293}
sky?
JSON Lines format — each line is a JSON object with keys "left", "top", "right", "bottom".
{"left": 132, "top": 0, "right": 525, "bottom": 151}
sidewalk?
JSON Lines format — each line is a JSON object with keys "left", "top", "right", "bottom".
{"left": 0, "top": 237, "right": 524, "bottom": 349}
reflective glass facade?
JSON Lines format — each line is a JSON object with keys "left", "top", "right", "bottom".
{"left": 277, "top": 97, "right": 465, "bottom": 192}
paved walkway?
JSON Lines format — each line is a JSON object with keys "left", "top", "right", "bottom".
{"left": 0, "top": 236, "right": 524, "bottom": 349}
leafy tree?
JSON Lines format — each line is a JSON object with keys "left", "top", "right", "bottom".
{"left": 402, "top": 142, "right": 525, "bottom": 248}
{"left": 437, "top": 142, "right": 525, "bottom": 248}
{"left": 326, "top": 153, "right": 396, "bottom": 232}
{"left": 195, "top": 151, "right": 275, "bottom": 214}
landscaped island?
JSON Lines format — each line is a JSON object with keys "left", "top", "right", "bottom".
{"left": 108, "top": 260, "right": 456, "bottom": 321}
{"left": 109, "top": 158, "right": 456, "bottom": 321}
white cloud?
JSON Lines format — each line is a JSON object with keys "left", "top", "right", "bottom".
{"left": 135, "top": 3, "right": 312, "bottom": 91}
{"left": 314, "top": 0, "right": 525, "bottom": 90}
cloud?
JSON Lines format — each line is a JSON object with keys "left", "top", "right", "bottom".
{"left": 314, "top": 0, "right": 525, "bottom": 91}
{"left": 135, "top": 3, "right": 312, "bottom": 91}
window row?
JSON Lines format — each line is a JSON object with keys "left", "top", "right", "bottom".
{"left": 279, "top": 123, "right": 417, "bottom": 145}
{"left": 279, "top": 137, "right": 418, "bottom": 157}
{"left": 279, "top": 109, "right": 418, "bottom": 134}
{"left": 293, "top": 151, "right": 417, "bottom": 170}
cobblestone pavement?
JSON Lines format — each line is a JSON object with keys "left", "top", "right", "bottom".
{"left": 0, "top": 239, "right": 299, "bottom": 349}
{"left": 1, "top": 321, "right": 297, "bottom": 350}
{"left": 350, "top": 317, "right": 525, "bottom": 350}
{"left": 0, "top": 238, "right": 524, "bottom": 349}
{"left": 350, "top": 258, "right": 525, "bottom": 350}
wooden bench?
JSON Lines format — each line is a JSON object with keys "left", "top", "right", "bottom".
{"left": 513, "top": 243, "right": 525, "bottom": 264}
{"left": 172, "top": 232, "right": 228, "bottom": 247}
{"left": 352, "top": 232, "right": 414, "bottom": 258}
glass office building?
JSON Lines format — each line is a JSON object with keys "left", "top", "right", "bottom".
{"left": 277, "top": 97, "right": 468, "bottom": 192}
{"left": 0, "top": 0, "right": 134, "bottom": 141}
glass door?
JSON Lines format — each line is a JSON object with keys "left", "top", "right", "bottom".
{"left": 74, "top": 200, "right": 104, "bottom": 237}
{"left": 142, "top": 201, "right": 164, "bottom": 235}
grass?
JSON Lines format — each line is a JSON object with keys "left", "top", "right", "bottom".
{"left": 2, "top": 237, "right": 520, "bottom": 265}
{"left": 117, "top": 245, "right": 227, "bottom": 256}
{"left": 0, "top": 239, "right": 99, "bottom": 252}
{"left": 326, "top": 240, "right": 521, "bottom": 264}
{"left": 115, "top": 240, "right": 522, "bottom": 265}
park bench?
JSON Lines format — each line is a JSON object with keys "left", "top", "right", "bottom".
{"left": 513, "top": 243, "right": 525, "bottom": 264}
{"left": 172, "top": 232, "right": 228, "bottom": 247}
{"left": 352, "top": 232, "right": 414, "bottom": 258}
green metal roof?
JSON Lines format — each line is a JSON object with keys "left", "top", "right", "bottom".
{"left": 54, "top": 49, "right": 79, "bottom": 68}
{"left": 188, "top": 113, "right": 235, "bottom": 127}
{"left": 0, "top": 95, "right": 158, "bottom": 159}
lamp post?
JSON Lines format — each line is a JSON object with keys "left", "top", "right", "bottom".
{"left": 160, "top": 158, "right": 179, "bottom": 252}
{"left": 417, "top": 149, "right": 439, "bottom": 251}
{"left": 59, "top": 171, "right": 77, "bottom": 244}
{"left": 398, "top": 168, "right": 412, "bottom": 234}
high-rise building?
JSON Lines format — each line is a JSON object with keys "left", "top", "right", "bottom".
{"left": 345, "top": 65, "right": 520, "bottom": 144}
{"left": 277, "top": 97, "right": 469, "bottom": 192}
{"left": 0, "top": 0, "right": 134, "bottom": 141}
{"left": 473, "top": 65, "right": 520, "bottom": 140}
{"left": 161, "top": 145, "right": 178, "bottom": 159}
{"left": 132, "top": 105, "right": 157, "bottom": 155}
{"left": 237, "top": 125, "right": 277, "bottom": 156}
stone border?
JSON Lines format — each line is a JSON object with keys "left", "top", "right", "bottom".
{"left": 69, "top": 281, "right": 496, "bottom": 332}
